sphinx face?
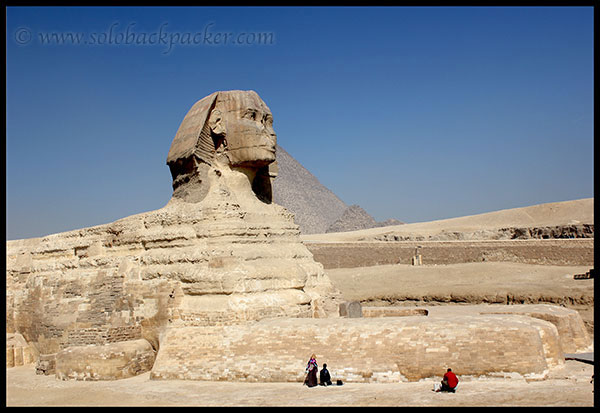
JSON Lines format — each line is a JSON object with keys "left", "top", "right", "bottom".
{"left": 215, "top": 91, "right": 277, "bottom": 167}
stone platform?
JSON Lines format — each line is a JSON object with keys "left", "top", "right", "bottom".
{"left": 150, "top": 314, "right": 565, "bottom": 383}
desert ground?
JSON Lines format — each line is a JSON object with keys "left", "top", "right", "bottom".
{"left": 6, "top": 260, "right": 595, "bottom": 407}
{"left": 302, "top": 198, "right": 594, "bottom": 242}
{"left": 5, "top": 359, "right": 594, "bottom": 407}
{"left": 327, "top": 261, "right": 595, "bottom": 335}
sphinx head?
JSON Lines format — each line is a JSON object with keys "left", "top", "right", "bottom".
{"left": 166, "top": 90, "right": 278, "bottom": 202}
{"left": 210, "top": 90, "right": 277, "bottom": 167}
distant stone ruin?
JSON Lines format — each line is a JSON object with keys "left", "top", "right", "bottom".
{"left": 6, "top": 90, "right": 592, "bottom": 383}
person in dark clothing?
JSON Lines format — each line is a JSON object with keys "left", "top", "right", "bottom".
{"left": 320, "top": 363, "right": 332, "bottom": 386}
{"left": 438, "top": 368, "right": 459, "bottom": 392}
{"left": 304, "top": 354, "right": 318, "bottom": 387}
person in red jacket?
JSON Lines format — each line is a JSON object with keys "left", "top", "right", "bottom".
{"left": 439, "top": 368, "right": 459, "bottom": 392}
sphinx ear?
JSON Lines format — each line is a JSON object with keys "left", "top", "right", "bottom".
{"left": 208, "top": 108, "right": 227, "bottom": 138}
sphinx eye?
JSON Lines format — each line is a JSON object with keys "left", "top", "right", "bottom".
{"left": 244, "top": 110, "right": 257, "bottom": 120}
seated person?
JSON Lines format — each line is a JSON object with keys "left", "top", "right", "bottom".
{"left": 320, "top": 363, "right": 332, "bottom": 386}
{"left": 439, "top": 368, "right": 459, "bottom": 392}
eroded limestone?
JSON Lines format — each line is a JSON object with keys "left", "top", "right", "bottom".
{"left": 150, "top": 316, "right": 562, "bottom": 382}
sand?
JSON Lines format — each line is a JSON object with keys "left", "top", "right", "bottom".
{"left": 5, "top": 361, "right": 595, "bottom": 407}
{"left": 326, "top": 262, "right": 594, "bottom": 334}
{"left": 326, "top": 261, "right": 593, "bottom": 302}
{"left": 302, "top": 198, "right": 594, "bottom": 242}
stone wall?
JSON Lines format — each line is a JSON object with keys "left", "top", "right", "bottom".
{"left": 151, "top": 304, "right": 591, "bottom": 383}
{"left": 368, "top": 224, "right": 594, "bottom": 241}
{"left": 305, "top": 239, "right": 594, "bottom": 269}
{"left": 479, "top": 304, "right": 591, "bottom": 354}
{"left": 150, "top": 315, "right": 564, "bottom": 383}
{"left": 362, "top": 307, "right": 429, "bottom": 317}
{"left": 5, "top": 233, "right": 178, "bottom": 356}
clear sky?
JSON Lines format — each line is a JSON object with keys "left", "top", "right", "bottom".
{"left": 6, "top": 6, "right": 594, "bottom": 240}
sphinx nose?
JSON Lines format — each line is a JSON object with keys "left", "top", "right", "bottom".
{"left": 263, "top": 130, "right": 276, "bottom": 141}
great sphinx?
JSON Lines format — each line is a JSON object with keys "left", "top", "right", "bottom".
{"left": 160, "top": 90, "right": 341, "bottom": 322}
{"left": 6, "top": 90, "right": 341, "bottom": 379}
{"left": 6, "top": 91, "right": 590, "bottom": 382}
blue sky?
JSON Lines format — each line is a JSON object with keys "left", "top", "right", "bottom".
{"left": 6, "top": 6, "right": 594, "bottom": 240}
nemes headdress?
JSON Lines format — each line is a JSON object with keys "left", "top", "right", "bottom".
{"left": 167, "top": 91, "right": 220, "bottom": 168}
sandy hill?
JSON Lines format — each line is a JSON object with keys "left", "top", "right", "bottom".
{"left": 301, "top": 198, "right": 594, "bottom": 242}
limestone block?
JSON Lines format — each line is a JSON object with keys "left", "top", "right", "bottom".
{"left": 15, "top": 252, "right": 33, "bottom": 273}
{"left": 13, "top": 346, "right": 24, "bottom": 366}
{"left": 480, "top": 304, "right": 592, "bottom": 353}
{"left": 338, "top": 301, "right": 363, "bottom": 318}
{"left": 36, "top": 354, "right": 57, "bottom": 375}
{"left": 6, "top": 347, "right": 14, "bottom": 368}
{"left": 525, "top": 316, "right": 564, "bottom": 368}
{"left": 362, "top": 307, "right": 429, "bottom": 317}
{"left": 6, "top": 333, "right": 35, "bottom": 368}
{"left": 480, "top": 314, "right": 564, "bottom": 369}
{"left": 177, "top": 290, "right": 313, "bottom": 326}
{"left": 55, "top": 339, "right": 155, "bottom": 380}
{"left": 150, "top": 316, "right": 555, "bottom": 382}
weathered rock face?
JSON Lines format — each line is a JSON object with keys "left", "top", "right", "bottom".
{"left": 369, "top": 224, "right": 594, "bottom": 241}
{"left": 480, "top": 304, "right": 591, "bottom": 354}
{"left": 55, "top": 339, "right": 156, "bottom": 381}
{"left": 5, "top": 90, "right": 341, "bottom": 379}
